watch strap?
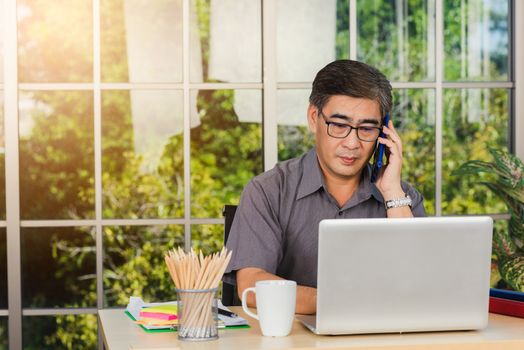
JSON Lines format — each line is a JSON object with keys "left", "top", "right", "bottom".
{"left": 385, "top": 194, "right": 412, "bottom": 210}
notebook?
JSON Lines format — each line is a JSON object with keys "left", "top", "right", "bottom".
{"left": 296, "top": 216, "right": 493, "bottom": 335}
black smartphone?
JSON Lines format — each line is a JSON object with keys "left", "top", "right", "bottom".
{"left": 370, "top": 113, "right": 390, "bottom": 183}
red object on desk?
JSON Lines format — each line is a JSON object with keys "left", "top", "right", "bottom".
{"left": 489, "top": 296, "right": 524, "bottom": 318}
{"left": 139, "top": 311, "right": 177, "bottom": 320}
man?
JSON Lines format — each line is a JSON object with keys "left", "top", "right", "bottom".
{"left": 224, "top": 60, "right": 426, "bottom": 315}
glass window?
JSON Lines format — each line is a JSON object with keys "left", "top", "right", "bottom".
{"left": 442, "top": 88, "right": 509, "bottom": 214}
{"left": 17, "top": 0, "right": 93, "bottom": 83}
{"left": 191, "top": 0, "right": 261, "bottom": 83}
{"left": 190, "top": 89, "right": 263, "bottom": 218}
{"left": 101, "top": 0, "right": 183, "bottom": 83}
{"left": 357, "top": 0, "right": 436, "bottom": 82}
{"left": 444, "top": 0, "right": 509, "bottom": 81}
{"left": 23, "top": 315, "right": 97, "bottom": 349}
{"left": 277, "top": 0, "right": 348, "bottom": 82}
{"left": 0, "top": 229, "right": 6, "bottom": 309}
{"left": 192, "top": 224, "right": 223, "bottom": 255}
{"left": 277, "top": 89, "right": 314, "bottom": 161}
{"left": 392, "top": 89, "right": 436, "bottom": 215}
{"left": 103, "top": 225, "right": 184, "bottom": 307}
{"left": 102, "top": 90, "right": 184, "bottom": 218}
{"left": 19, "top": 91, "right": 95, "bottom": 220}
{"left": 21, "top": 227, "right": 96, "bottom": 308}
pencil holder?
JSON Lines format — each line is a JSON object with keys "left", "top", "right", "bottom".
{"left": 176, "top": 287, "right": 219, "bottom": 341}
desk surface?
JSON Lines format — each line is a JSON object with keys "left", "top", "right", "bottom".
{"left": 99, "top": 307, "right": 524, "bottom": 350}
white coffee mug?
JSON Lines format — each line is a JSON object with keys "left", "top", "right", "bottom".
{"left": 241, "top": 280, "right": 297, "bottom": 337}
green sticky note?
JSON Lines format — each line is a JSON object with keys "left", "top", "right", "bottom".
{"left": 141, "top": 305, "right": 178, "bottom": 315}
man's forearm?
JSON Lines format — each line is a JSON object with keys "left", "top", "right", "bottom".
{"left": 236, "top": 268, "right": 317, "bottom": 314}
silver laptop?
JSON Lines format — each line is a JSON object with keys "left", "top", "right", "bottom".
{"left": 297, "top": 216, "right": 493, "bottom": 335}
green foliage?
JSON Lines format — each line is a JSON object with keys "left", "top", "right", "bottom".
{"left": 453, "top": 147, "right": 524, "bottom": 291}
{"left": 442, "top": 89, "right": 508, "bottom": 215}
{"left": 101, "top": 90, "right": 185, "bottom": 219}
{"left": 357, "top": 0, "right": 433, "bottom": 81}
{"left": 19, "top": 91, "right": 95, "bottom": 220}
{"left": 336, "top": 0, "right": 349, "bottom": 60}
{"left": 103, "top": 226, "right": 185, "bottom": 306}
{"left": 393, "top": 89, "right": 436, "bottom": 214}
{"left": 100, "top": 0, "right": 130, "bottom": 82}
{"left": 190, "top": 89, "right": 262, "bottom": 218}
{"left": 195, "top": 0, "right": 211, "bottom": 80}
{"left": 21, "top": 227, "right": 96, "bottom": 309}
{"left": 22, "top": 315, "right": 97, "bottom": 350}
{"left": 278, "top": 125, "right": 315, "bottom": 162}
{"left": 192, "top": 225, "right": 224, "bottom": 256}
{"left": 444, "top": 0, "right": 508, "bottom": 81}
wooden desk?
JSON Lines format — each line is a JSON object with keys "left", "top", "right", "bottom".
{"left": 99, "top": 307, "right": 524, "bottom": 350}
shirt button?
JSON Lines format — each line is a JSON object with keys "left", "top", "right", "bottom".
{"left": 338, "top": 211, "right": 343, "bottom": 216}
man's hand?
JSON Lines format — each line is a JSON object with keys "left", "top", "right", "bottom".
{"left": 374, "top": 120, "right": 413, "bottom": 218}
{"left": 237, "top": 267, "right": 317, "bottom": 315}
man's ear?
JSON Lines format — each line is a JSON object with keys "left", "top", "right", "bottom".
{"left": 307, "top": 104, "right": 318, "bottom": 133}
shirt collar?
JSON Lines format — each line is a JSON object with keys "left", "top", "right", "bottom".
{"left": 296, "top": 148, "right": 384, "bottom": 204}
{"left": 358, "top": 164, "right": 385, "bottom": 204}
{"left": 296, "top": 148, "right": 324, "bottom": 200}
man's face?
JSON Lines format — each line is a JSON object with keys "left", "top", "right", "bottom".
{"left": 307, "top": 95, "right": 382, "bottom": 182}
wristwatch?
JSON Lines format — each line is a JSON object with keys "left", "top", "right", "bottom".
{"left": 385, "top": 194, "right": 412, "bottom": 210}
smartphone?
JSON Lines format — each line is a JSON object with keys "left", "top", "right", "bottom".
{"left": 370, "top": 113, "right": 390, "bottom": 183}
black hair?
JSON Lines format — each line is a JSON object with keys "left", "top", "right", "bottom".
{"left": 309, "top": 60, "right": 392, "bottom": 118}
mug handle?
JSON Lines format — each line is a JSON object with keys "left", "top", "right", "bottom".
{"left": 241, "top": 287, "right": 259, "bottom": 320}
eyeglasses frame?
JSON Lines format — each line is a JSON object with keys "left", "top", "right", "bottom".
{"left": 318, "top": 109, "right": 383, "bottom": 142}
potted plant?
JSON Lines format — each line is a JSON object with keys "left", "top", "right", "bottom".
{"left": 453, "top": 147, "right": 524, "bottom": 292}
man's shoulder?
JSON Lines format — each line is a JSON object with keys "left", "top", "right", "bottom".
{"left": 250, "top": 152, "right": 309, "bottom": 188}
{"left": 400, "top": 179, "right": 421, "bottom": 195}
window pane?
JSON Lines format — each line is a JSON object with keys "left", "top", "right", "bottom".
{"left": 18, "top": 0, "right": 93, "bottom": 82}
{"left": 191, "top": 0, "right": 261, "bottom": 83}
{"left": 103, "top": 225, "right": 183, "bottom": 307}
{"left": 23, "top": 315, "right": 97, "bottom": 349}
{"left": 192, "top": 224, "right": 223, "bottom": 256}
{"left": 0, "top": 91, "right": 4, "bottom": 219}
{"left": 102, "top": 90, "right": 184, "bottom": 218}
{"left": 190, "top": 89, "right": 263, "bottom": 218}
{"left": 101, "top": 0, "right": 183, "bottom": 82}
{"left": 393, "top": 89, "right": 436, "bottom": 215}
{"left": 19, "top": 91, "right": 94, "bottom": 220}
{"left": 277, "top": 89, "right": 314, "bottom": 161}
{"left": 444, "top": 0, "right": 509, "bottom": 81}
{"left": 357, "top": 0, "right": 435, "bottom": 81}
{"left": 442, "top": 89, "right": 509, "bottom": 214}
{"left": 0, "top": 317, "right": 7, "bottom": 349}
{"left": 277, "top": 0, "right": 348, "bottom": 82}
{"left": 21, "top": 227, "right": 96, "bottom": 308}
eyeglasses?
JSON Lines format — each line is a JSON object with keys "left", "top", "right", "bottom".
{"left": 319, "top": 110, "right": 382, "bottom": 142}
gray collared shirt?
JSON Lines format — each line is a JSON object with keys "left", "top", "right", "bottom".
{"left": 224, "top": 148, "right": 426, "bottom": 288}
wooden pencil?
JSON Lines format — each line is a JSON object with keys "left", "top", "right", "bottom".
{"left": 164, "top": 247, "right": 232, "bottom": 338}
